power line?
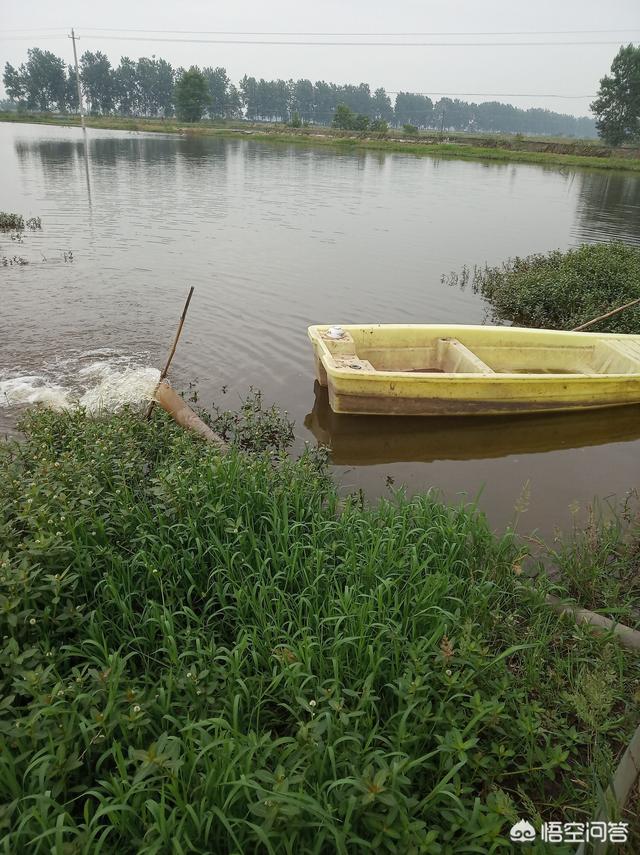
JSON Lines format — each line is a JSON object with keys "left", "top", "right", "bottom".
{"left": 56, "top": 35, "right": 636, "bottom": 47}
{"left": 1, "top": 30, "right": 635, "bottom": 47}
{"left": 387, "top": 91, "right": 595, "bottom": 99}
{"left": 0, "top": 27, "right": 69, "bottom": 32}
{"left": 78, "top": 27, "right": 640, "bottom": 36}
{"left": 0, "top": 35, "right": 74, "bottom": 41}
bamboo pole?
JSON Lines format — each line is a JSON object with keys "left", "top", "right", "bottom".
{"left": 572, "top": 296, "right": 640, "bottom": 332}
{"left": 145, "top": 286, "right": 194, "bottom": 420}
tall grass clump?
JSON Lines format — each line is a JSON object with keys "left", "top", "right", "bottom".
{"left": 1, "top": 402, "right": 639, "bottom": 853}
{"left": 444, "top": 242, "right": 640, "bottom": 332}
{"left": 547, "top": 495, "right": 640, "bottom": 626}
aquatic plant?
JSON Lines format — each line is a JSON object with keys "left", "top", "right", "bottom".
{"left": 204, "top": 387, "right": 295, "bottom": 452}
{"left": 0, "top": 213, "right": 41, "bottom": 233}
{"left": 444, "top": 242, "right": 640, "bottom": 333}
{"left": 0, "top": 212, "right": 24, "bottom": 230}
{"left": 1, "top": 254, "right": 28, "bottom": 266}
{"left": 0, "top": 404, "right": 638, "bottom": 852}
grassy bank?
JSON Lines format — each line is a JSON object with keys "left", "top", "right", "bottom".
{"left": 2, "top": 111, "right": 640, "bottom": 173}
{"left": 1, "top": 402, "right": 639, "bottom": 852}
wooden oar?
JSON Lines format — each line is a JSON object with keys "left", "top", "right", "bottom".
{"left": 572, "top": 296, "right": 640, "bottom": 332}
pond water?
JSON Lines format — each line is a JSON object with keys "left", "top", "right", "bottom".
{"left": 2, "top": 122, "right": 640, "bottom": 536}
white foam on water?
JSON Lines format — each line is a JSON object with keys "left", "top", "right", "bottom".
{"left": 0, "top": 376, "right": 71, "bottom": 410}
{"left": 0, "top": 353, "right": 161, "bottom": 415}
{"left": 79, "top": 366, "right": 160, "bottom": 414}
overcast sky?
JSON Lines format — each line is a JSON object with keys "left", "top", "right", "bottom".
{"left": 2, "top": 0, "right": 639, "bottom": 116}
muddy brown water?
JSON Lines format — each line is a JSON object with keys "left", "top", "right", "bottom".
{"left": 2, "top": 122, "right": 640, "bottom": 537}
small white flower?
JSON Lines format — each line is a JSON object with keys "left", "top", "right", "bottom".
{"left": 309, "top": 699, "right": 317, "bottom": 708}
{"left": 133, "top": 704, "right": 141, "bottom": 713}
{"left": 29, "top": 617, "right": 36, "bottom": 625}
{"left": 446, "top": 669, "right": 452, "bottom": 676}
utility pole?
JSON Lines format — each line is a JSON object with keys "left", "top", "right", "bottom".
{"left": 69, "top": 28, "right": 85, "bottom": 130}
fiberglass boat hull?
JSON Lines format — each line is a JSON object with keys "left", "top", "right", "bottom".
{"left": 308, "top": 324, "right": 640, "bottom": 416}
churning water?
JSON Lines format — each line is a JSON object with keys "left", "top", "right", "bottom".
{"left": 0, "top": 353, "right": 159, "bottom": 414}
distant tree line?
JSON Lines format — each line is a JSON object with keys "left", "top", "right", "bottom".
{"left": 3, "top": 47, "right": 598, "bottom": 138}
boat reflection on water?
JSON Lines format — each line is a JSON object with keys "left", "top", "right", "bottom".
{"left": 304, "top": 382, "right": 640, "bottom": 465}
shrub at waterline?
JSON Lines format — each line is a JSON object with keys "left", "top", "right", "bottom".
{"left": 0, "top": 213, "right": 41, "bottom": 230}
{"left": 0, "top": 212, "right": 24, "bottom": 230}
{"left": 1, "top": 404, "right": 639, "bottom": 853}
{"left": 444, "top": 242, "right": 640, "bottom": 332}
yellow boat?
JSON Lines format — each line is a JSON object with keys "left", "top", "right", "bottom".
{"left": 308, "top": 324, "right": 640, "bottom": 416}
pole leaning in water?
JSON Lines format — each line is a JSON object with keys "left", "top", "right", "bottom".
{"left": 145, "top": 286, "right": 194, "bottom": 420}
{"left": 572, "top": 296, "right": 640, "bottom": 332}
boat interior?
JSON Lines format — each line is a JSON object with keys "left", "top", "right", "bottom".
{"left": 318, "top": 328, "right": 640, "bottom": 377}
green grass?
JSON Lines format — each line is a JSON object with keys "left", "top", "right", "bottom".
{"left": 546, "top": 495, "right": 640, "bottom": 627}
{"left": 1, "top": 401, "right": 639, "bottom": 852}
{"left": 239, "top": 133, "right": 640, "bottom": 172}
{"left": 2, "top": 111, "right": 639, "bottom": 173}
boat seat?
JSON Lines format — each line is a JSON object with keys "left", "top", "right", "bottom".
{"left": 437, "top": 338, "right": 495, "bottom": 374}
{"left": 333, "top": 356, "right": 376, "bottom": 372}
